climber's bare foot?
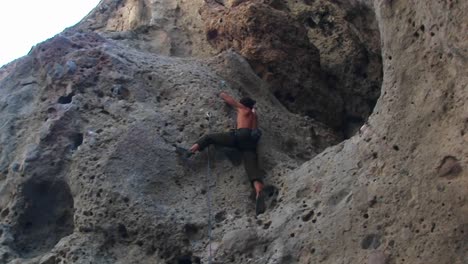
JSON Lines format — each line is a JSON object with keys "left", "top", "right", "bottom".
{"left": 189, "top": 143, "right": 200, "bottom": 153}
{"left": 254, "top": 181, "right": 265, "bottom": 215}
{"left": 254, "top": 181, "right": 263, "bottom": 197}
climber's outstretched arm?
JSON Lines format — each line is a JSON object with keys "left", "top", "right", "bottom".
{"left": 219, "top": 92, "right": 245, "bottom": 110}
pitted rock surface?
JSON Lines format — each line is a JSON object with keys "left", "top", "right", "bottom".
{"left": 200, "top": 0, "right": 383, "bottom": 135}
{"left": 0, "top": 0, "right": 467, "bottom": 264}
{"left": 295, "top": 0, "right": 383, "bottom": 135}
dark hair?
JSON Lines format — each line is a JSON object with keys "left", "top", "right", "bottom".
{"left": 240, "top": 97, "right": 256, "bottom": 109}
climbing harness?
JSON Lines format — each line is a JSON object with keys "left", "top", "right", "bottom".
{"left": 205, "top": 111, "right": 214, "bottom": 264}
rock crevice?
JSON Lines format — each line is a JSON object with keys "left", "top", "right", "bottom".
{"left": 0, "top": 0, "right": 466, "bottom": 263}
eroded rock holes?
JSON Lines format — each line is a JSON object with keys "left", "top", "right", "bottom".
{"left": 437, "top": 156, "right": 462, "bottom": 178}
{"left": 71, "top": 133, "right": 84, "bottom": 150}
{"left": 57, "top": 93, "right": 74, "bottom": 104}
{"left": 11, "top": 179, "right": 74, "bottom": 257}
{"left": 361, "top": 234, "right": 381, "bottom": 250}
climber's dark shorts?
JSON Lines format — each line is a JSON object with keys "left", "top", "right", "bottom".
{"left": 196, "top": 128, "right": 263, "bottom": 184}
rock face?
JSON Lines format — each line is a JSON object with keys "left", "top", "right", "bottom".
{"left": 0, "top": 0, "right": 466, "bottom": 264}
{"left": 77, "top": 0, "right": 216, "bottom": 57}
{"left": 79, "top": 0, "right": 382, "bottom": 134}
{"left": 296, "top": 0, "right": 383, "bottom": 135}
{"left": 200, "top": 0, "right": 383, "bottom": 135}
{"left": 200, "top": 1, "right": 343, "bottom": 129}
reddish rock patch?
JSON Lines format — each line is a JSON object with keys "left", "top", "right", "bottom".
{"left": 200, "top": 1, "right": 343, "bottom": 128}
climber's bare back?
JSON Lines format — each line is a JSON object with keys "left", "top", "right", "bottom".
{"left": 236, "top": 107, "right": 257, "bottom": 129}
{"left": 219, "top": 92, "right": 258, "bottom": 129}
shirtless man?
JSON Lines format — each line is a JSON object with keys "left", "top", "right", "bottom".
{"left": 188, "top": 92, "right": 266, "bottom": 215}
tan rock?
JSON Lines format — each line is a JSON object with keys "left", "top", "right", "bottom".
{"left": 0, "top": 0, "right": 466, "bottom": 264}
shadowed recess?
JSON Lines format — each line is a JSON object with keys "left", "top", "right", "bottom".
{"left": 11, "top": 179, "right": 74, "bottom": 258}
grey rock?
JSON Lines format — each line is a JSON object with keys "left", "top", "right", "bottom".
{"left": 65, "top": 60, "right": 77, "bottom": 74}
{"left": 52, "top": 63, "right": 64, "bottom": 79}
{"left": 0, "top": 0, "right": 466, "bottom": 264}
{"left": 23, "top": 145, "right": 40, "bottom": 162}
{"left": 10, "top": 163, "right": 20, "bottom": 173}
{"left": 368, "top": 251, "right": 387, "bottom": 264}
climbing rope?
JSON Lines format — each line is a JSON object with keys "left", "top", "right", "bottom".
{"left": 205, "top": 111, "right": 214, "bottom": 264}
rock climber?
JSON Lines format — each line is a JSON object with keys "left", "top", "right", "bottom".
{"left": 182, "top": 91, "right": 266, "bottom": 215}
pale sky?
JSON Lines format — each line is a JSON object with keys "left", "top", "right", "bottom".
{"left": 0, "top": 0, "right": 101, "bottom": 67}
